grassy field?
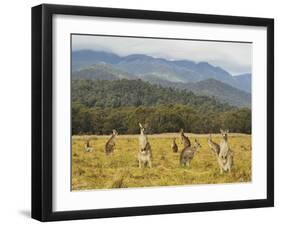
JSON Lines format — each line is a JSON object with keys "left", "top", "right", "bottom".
{"left": 72, "top": 133, "right": 251, "bottom": 190}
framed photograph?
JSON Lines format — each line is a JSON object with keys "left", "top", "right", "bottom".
{"left": 32, "top": 4, "right": 274, "bottom": 221}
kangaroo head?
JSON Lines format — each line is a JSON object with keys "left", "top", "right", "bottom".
{"left": 112, "top": 129, "right": 118, "bottom": 136}
{"left": 179, "top": 128, "right": 184, "bottom": 135}
{"left": 220, "top": 129, "right": 229, "bottom": 140}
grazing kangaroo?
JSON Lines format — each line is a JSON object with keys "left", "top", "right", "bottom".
{"left": 217, "top": 129, "right": 233, "bottom": 173}
{"left": 84, "top": 139, "right": 93, "bottom": 152}
{"left": 105, "top": 129, "right": 118, "bottom": 155}
{"left": 208, "top": 134, "right": 220, "bottom": 156}
{"left": 171, "top": 137, "right": 178, "bottom": 153}
{"left": 179, "top": 139, "right": 201, "bottom": 167}
{"left": 180, "top": 129, "right": 191, "bottom": 147}
{"left": 138, "top": 123, "right": 152, "bottom": 168}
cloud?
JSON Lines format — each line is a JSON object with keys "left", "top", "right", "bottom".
{"left": 72, "top": 34, "right": 252, "bottom": 75}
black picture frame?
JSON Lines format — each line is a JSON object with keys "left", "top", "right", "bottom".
{"left": 32, "top": 3, "right": 274, "bottom": 222}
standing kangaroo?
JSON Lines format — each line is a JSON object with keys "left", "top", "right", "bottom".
{"left": 171, "top": 137, "right": 178, "bottom": 153}
{"left": 180, "top": 139, "right": 201, "bottom": 167}
{"left": 217, "top": 129, "right": 233, "bottom": 173}
{"left": 180, "top": 129, "right": 191, "bottom": 147}
{"left": 84, "top": 139, "right": 93, "bottom": 152}
{"left": 208, "top": 134, "right": 220, "bottom": 156}
{"left": 138, "top": 123, "right": 152, "bottom": 168}
{"left": 105, "top": 129, "right": 118, "bottom": 155}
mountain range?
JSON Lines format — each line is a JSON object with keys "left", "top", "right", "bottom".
{"left": 72, "top": 50, "right": 252, "bottom": 107}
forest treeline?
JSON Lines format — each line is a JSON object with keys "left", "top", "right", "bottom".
{"left": 72, "top": 79, "right": 234, "bottom": 112}
{"left": 72, "top": 79, "right": 251, "bottom": 135}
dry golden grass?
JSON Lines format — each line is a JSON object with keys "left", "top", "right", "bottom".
{"left": 72, "top": 134, "right": 251, "bottom": 190}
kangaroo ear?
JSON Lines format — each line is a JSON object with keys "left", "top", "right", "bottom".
{"left": 139, "top": 123, "right": 143, "bottom": 128}
{"left": 220, "top": 129, "right": 223, "bottom": 133}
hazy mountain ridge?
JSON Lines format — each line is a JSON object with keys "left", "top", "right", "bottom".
{"left": 140, "top": 76, "right": 251, "bottom": 107}
{"left": 72, "top": 62, "right": 251, "bottom": 107}
{"left": 72, "top": 62, "right": 137, "bottom": 81}
{"left": 72, "top": 50, "right": 251, "bottom": 93}
{"left": 183, "top": 79, "right": 251, "bottom": 107}
{"left": 233, "top": 73, "right": 251, "bottom": 93}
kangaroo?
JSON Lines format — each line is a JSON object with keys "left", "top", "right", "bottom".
{"left": 84, "top": 139, "right": 93, "bottom": 152}
{"left": 180, "top": 129, "right": 191, "bottom": 148}
{"left": 171, "top": 137, "right": 178, "bottom": 153}
{"left": 105, "top": 129, "right": 118, "bottom": 155}
{"left": 179, "top": 139, "right": 201, "bottom": 167}
{"left": 208, "top": 134, "right": 220, "bottom": 156}
{"left": 217, "top": 129, "right": 233, "bottom": 173}
{"left": 138, "top": 123, "right": 152, "bottom": 168}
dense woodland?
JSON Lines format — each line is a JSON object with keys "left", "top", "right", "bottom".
{"left": 72, "top": 79, "right": 251, "bottom": 135}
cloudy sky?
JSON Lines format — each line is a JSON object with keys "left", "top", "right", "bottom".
{"left": 72, "top": 34, "right": 252, "bottom": 75}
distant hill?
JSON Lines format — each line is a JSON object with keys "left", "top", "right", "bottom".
{"left": 233, "top": 73, "right": 251, "bottom": 93}
{"left": 145, "top": 78, "right": 251, "bottom": 107}
{"left": 72, "top": 79, "right": 234, "bottom": 113}
{"left": 184, "top": 79, "right": 251, "bottom": 107}
{"left": 72, "top": 62, "right": 136, "bottom": 81}
{"left": 73, "top": 62, "right": 251, "bottom": 107}
{"left": 72, "top": 50, "right": 121, "bottom": 71}
{"left": 72, "top": 50, "right": 252, "bottom": 93}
